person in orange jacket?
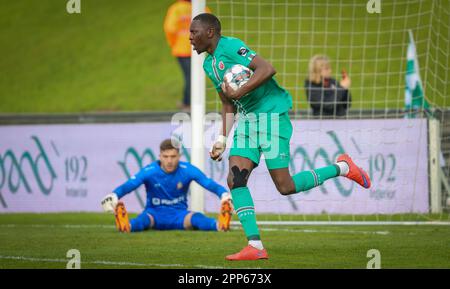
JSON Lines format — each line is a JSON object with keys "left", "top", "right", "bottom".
{"left": 164, "top": 0, "right": 210, "bottom": 111}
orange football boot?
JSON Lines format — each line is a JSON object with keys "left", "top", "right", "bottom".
{"left": 114, "top": 201, "right": 131, "bottom": 233}
{"left": 218, "top": 200, "right": 232, "bottom": 231}
{"left": 226, "top": 245, "right": 269, "bottom": 261}
{"left": 337, "top": 154, "right": 371, "bottom": 189}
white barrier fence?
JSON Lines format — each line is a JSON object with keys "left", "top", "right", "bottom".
{"left": 0, "top": 118, "right": 428, "bottom": 214}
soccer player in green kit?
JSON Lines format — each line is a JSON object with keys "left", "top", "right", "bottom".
{"left": 190, "top": 13, "right": 371, "bottom": 261}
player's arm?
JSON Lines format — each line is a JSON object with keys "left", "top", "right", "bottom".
{"left": 101, "top": 170, "right": 146, "bottom": 213}
{"left": 210, "top": 91, "right": 235, "bottom": 161}
{"left": 222, "top": 55, "right": 276, "bottom": 100}
{"left": 219, "top": 91, "right": 236, "bottom": 137}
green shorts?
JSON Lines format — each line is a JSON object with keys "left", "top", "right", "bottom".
{"left": 229, "top": 112, "right": 293, "bottom": 169}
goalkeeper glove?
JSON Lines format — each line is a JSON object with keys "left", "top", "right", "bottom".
{"left": 101, "top": 193, "right": 118, "bottom": 213}
{"left": 218, "top": 192, "right": 233, "bottom": 231}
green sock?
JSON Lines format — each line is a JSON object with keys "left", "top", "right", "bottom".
{"left": 231, "top": 187, "right": 260, "bottom": 240}
{"left": 292, "top": 165, "right": 340, "bottom": 192}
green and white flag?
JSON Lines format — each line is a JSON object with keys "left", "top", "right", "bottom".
{"left": 405, "top": 30, "right": 430, "bottom": 117}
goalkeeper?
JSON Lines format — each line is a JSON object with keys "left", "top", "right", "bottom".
{"left": 189, "top": 13, "right": 371, "bottom": 261}
{"left": 101, "top": 139, "right": 233, "bottom": 233}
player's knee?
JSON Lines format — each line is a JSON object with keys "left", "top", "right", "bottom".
{"left": 183, "top": 212, "right": 194, "bottom": 230}
{"left": 145, "top": 213, "right": 155, "bottom": 228}
{"left": 228, "top": 166, "right": 250, "bottom": 189}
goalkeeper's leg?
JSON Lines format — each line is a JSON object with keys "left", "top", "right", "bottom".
{"left": 128, "top": 210, "right": 154, "bottom": 232}
{"left": 183, "top": 207, "right": 232, "bottom": 231}
{"left": 184, "top": 212, "right": 219, "bottom": 231}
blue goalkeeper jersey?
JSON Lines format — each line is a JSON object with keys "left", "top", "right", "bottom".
{"left": 113, "top": 161, "right": 227, "bottom": 210}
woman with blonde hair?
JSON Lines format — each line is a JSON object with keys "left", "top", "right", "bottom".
{"left": 305, "top": 55, "right": 351, "bottom": 117}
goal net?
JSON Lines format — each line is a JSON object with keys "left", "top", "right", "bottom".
{"left": 197, "top": 0, "right": 449, "bottom": 222}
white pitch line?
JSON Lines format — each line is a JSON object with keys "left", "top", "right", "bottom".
{"left": 0, "top": 255, "right": 224, "bottom": 269}
{"left": 3, "top": 220, "right": 450, "bottom": 230}
{"left": 3, "top": 223, "right": 446, "bottom": 235}
{"left": 0, "top": 224, "right": 116, "bottom": 229}
{"left": 1, "top": 223, "right": 390, "bottom": 235}
{"left": 257, "top": 227, "right": 390, "bottom": 235}
{"left": 232, "top": 221, "right": 450, "bottom": 226}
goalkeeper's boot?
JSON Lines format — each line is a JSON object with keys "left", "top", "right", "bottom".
{"left": 218, "top": 201, "right": 232, "bottom": 231}
{"left": 225, "top": 245, "right": 269, "bottom": 261}
{"left": 114, "top": 201, "right": 131, "bottom": 233}
{"left": 337, "top": 154, "right": 371, "bottom": 189}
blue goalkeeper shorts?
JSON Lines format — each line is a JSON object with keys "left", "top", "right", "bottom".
{"left": 144, "top": 207, "right": 191, "bottom": 230}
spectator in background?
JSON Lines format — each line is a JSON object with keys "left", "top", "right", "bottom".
{"left": 305, "top": 55, "right": 352, "bottom": 117}
{"left": 164, "top": 1, "right": 210, "bottom": 112}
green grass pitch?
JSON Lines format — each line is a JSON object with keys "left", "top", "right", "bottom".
{"left": 1, "top": 213, "right": 449, "bottom": 269}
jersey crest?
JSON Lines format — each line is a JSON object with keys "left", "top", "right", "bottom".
{"left": 219, "top": 61, "right": 225, "bottom": 70}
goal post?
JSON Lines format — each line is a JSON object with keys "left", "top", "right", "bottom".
{"left": 190, "top": 0, "right": 206, "bottom": 213}
{"left": 429, "top": 118, "right": 442, "bottom": 213}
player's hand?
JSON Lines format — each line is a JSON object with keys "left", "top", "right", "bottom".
{"left": 220, "top": 192, "right": 233, "bottom": 211}
{"left": 340, "top": 70, "right": 351, "bottom": 89}
{"left": 221, "top": 81, "right": 243, "bottom": 100}
{"left": 210, "top": 135, "right": 227, "bottom": 162}
{"left": 101, "top": 193, "right": 118, "bottom": 213}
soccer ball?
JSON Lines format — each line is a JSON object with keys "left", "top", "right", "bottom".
{"left": 223, "top": 64, "right": 253, "bottom": 91}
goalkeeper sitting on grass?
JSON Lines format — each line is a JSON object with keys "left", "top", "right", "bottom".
{"left": 101, "top": 139, "right": 233, "bottom": 233}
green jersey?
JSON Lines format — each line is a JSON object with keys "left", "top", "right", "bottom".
{"left": 203, "top": 36, "right": 292, "bottom": 115}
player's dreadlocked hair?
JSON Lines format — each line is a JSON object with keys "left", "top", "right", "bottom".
{"left": 193, "top": 13, "right": 221, "bottom": 35}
